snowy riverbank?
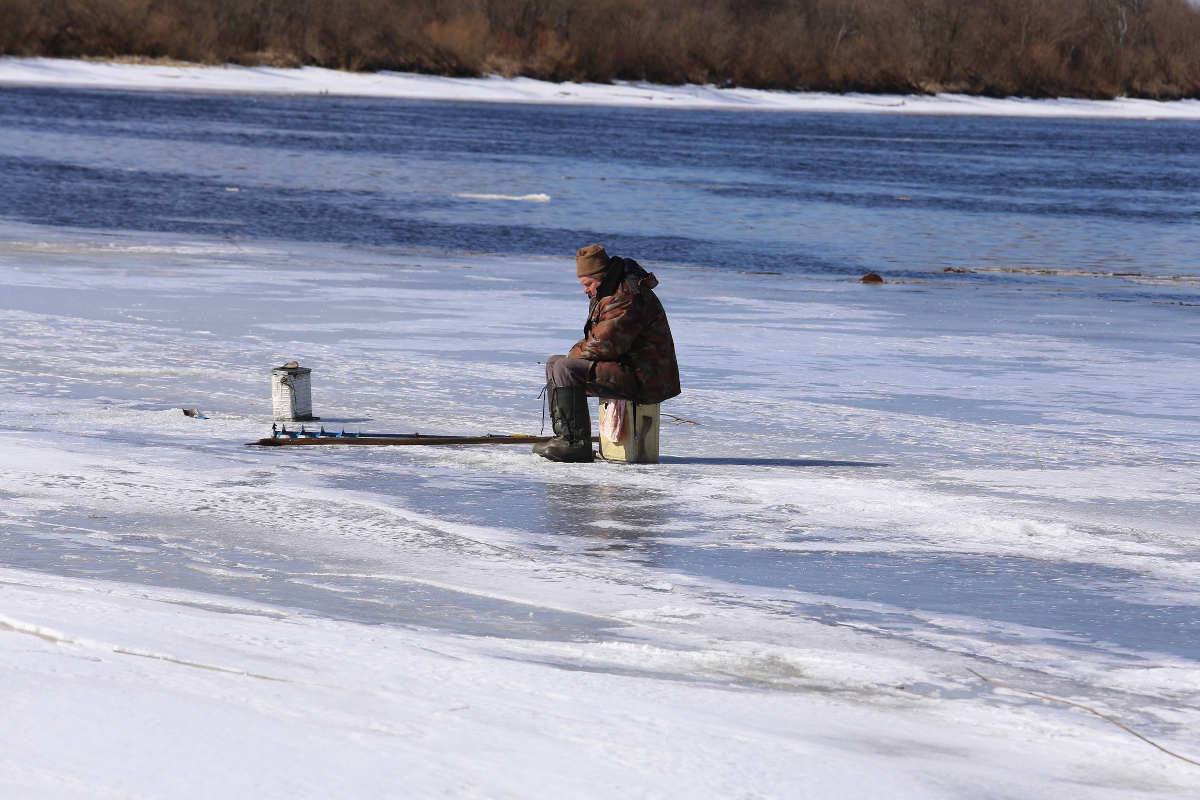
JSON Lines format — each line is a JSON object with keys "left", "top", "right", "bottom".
{"left": 4, "top": 56, "right": 1200, "bottom": 119}
{"left": 2, "top": 221, "right": 1198, "bottom": 796}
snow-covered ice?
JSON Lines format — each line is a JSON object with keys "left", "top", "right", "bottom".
{"left": 1, "top": 221, "right": 1197, "bottom": 797}
{"left": 4, "top": 56, "right": 1200, "bottom": 119}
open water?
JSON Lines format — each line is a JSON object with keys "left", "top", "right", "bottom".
{"left": 2, "top": 85, "right": 1199, "bottom": 298}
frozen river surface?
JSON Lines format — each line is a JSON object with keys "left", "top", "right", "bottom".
{"left": 0, "top": 84, "right": 1198, "bottom": 798}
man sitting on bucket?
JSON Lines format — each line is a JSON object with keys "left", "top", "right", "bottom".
{"left": 534, "top": 244, "right": 681, "bottom": 463}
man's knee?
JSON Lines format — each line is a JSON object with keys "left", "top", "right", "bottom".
{"left": 545, "top": 355, "right": 565, "bottom": 383}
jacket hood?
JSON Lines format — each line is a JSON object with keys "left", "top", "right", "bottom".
{"left": 617, "top": 257, "right": 658, "bottom": 291}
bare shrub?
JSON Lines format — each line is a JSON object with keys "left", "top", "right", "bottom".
{"left": 2, "top": 0, "right": 1199, "bottom": 99}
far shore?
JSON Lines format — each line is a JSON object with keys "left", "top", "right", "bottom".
{"left": 3, "top": 57, "right": 1200, "bottom": 120}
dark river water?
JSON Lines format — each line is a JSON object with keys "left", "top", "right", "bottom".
{"left": 2, "top": 85, "right": 1199, "bottom": 290}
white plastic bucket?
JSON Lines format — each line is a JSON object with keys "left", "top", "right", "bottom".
{"left": 271, "top": 365, "right": 316, "bottom": 421}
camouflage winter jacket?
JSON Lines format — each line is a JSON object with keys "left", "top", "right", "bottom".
{"left": 568, "top": 257, "right": 681, "bottom": 404}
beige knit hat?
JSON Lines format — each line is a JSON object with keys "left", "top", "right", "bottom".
{"left": 575, "top": 243, "right": 610, "bottom": 278}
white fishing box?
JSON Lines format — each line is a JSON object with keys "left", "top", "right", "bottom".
{"left": 598, "top": 400, "right": 660, "bottom": 463}
{"left": 271, "top": 364, "right": 317, "bottom": 421}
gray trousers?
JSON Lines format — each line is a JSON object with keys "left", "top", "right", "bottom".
{"left": 546, "top": 355, "right": 635, "bottom": 400}
{"left": 545, "top": 355, "right": 594, "bottom": 388}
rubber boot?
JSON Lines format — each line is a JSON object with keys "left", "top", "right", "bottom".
{"left": 533, "top": 386, "right": 594, "bottom": 463}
